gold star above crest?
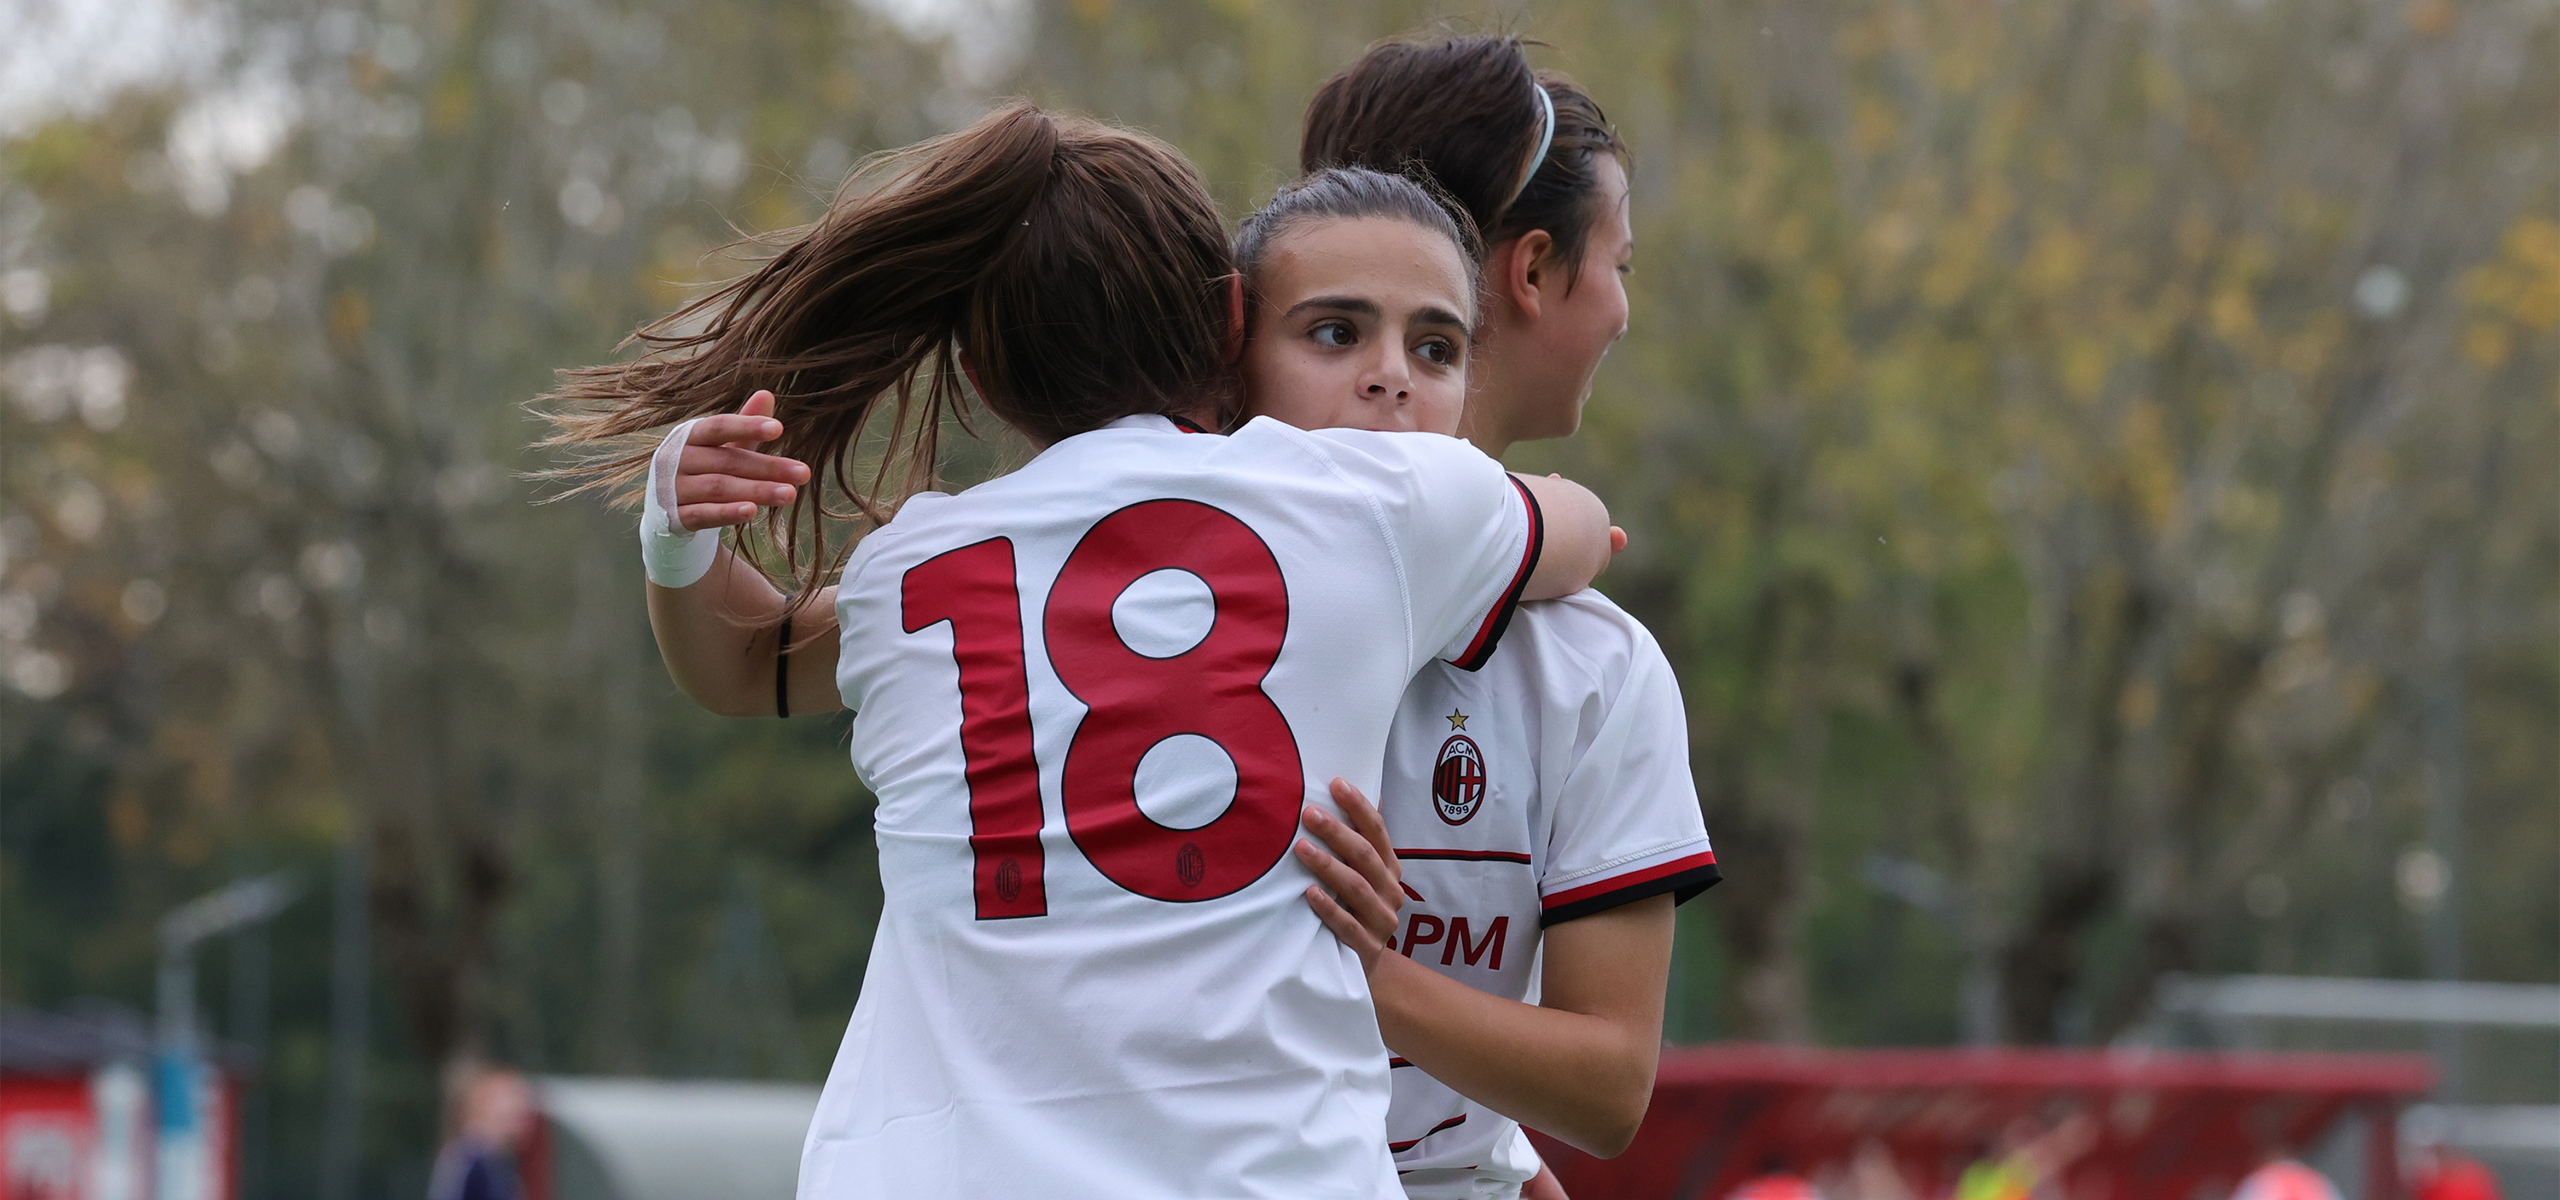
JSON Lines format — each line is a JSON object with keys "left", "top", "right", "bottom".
{"left": 1445, "top": 709, "right": 1469, "bottom": 731}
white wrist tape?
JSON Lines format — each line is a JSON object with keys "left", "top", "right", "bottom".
{"left": 641, "top": 418, "right": 720, "bottom": 588}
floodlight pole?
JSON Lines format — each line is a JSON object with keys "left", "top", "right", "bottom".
{"left": 156, "top": 872, "right": 300, "bottom": 1050}
{"left": 2420, "top": 549, "right": 2468, "bottom": 1100}
{"left": 155, "top": 872, "right": 298, "bottom": 1200}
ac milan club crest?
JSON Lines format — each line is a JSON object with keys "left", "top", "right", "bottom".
{"left": 1432, "top": 734, "right": 1487, "bottom": 825}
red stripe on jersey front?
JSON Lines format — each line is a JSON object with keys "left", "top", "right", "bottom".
{"left": 1445, "top": 478, "right": 1543, "bottom": 672}
{"left": 1396, "top": 848, "right": 1533, "bottom": 865}
{"left": 1542, "top": 850, "right": 1720, "bottom": 912}
{"left": 1389, "top": 1114, "right": 1467, "bottom": 1153}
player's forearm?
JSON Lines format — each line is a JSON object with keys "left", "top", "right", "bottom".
{"left": 1368, "top": 953, "right": 1657, "bottom": 1157}
{"left": 1512, "top": 474, "right": 1611, "bottom": 601}
{"left": 645, "top": 547, "right": 816, "bottom": 717}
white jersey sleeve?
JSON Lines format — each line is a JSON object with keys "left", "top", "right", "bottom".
{"left": 1299, "top": 425, "right": 1541, "bottom": 672}
{"left": 1535, "top": 614, "right": 1719, "bottom": 925}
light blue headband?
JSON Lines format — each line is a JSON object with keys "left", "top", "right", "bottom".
{"left": 1515, "top": 79, "right": 1557, "bottom": 203}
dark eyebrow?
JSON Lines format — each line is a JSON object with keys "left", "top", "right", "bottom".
{"left": 1281, "top": 294, "right": 1473, "bottom": 337}
{"left": 1409, "top": 306, "right": 1471, "bottom": 335}
{"left": 1281, "top": 295, "right": 1380, "bottom": 320}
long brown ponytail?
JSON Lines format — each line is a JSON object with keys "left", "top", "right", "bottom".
{"left": 538, "top": 101, "right": 1239, "bottom": 600}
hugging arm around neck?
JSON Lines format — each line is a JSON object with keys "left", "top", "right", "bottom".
{"left": 1511, "top": 472, "right": 1613, "bottom": 600}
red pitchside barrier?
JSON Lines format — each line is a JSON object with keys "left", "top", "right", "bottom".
{"left": 1528, "top": 1045, "right": 2435, "bottom": 1200}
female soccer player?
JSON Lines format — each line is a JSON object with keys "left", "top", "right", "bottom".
{"left": 1288, "top": 35, "right": 1719, "bottom": 1200}
{"left": 543, "top": 106, "right": 1617, "bottom": 1199}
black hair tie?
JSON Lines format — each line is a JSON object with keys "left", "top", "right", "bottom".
{"left": 776, "top": 613, "right": 792, "bottom": 719}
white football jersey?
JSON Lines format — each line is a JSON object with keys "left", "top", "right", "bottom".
{"left": 1374, "top": 591, "right": 1718, "bottom": 1199}
{"left": 802, "top": 415, "right": 1545, "bottom": 1200}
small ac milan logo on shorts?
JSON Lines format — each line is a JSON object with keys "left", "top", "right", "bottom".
{"left": 995, "top": 858, "right": 1022, "bottom": 904}
{"left": 1433, "top": 735, "right": 1486, "bottom": 825}
{"left": 1175, "top": 842, "right": 1205, "bottom": 887}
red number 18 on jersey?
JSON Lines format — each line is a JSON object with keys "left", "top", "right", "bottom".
{"left": 901, "top": 500, "right": 1306, "bottom": 919}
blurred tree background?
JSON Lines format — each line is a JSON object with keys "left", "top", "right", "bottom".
{"left": 1, "top": 0, "right": 2551, "bottom": 1193}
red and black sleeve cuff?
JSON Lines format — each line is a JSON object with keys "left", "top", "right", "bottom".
{"left": 1539, "top": 850, "right": 1721, "bottom": 927}
{"left": 1445, "top": 476, "right": 1544, "bottom": 672}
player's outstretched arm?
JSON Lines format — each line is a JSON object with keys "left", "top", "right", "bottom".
{"left": 643, "top": 391, "right": 845, "bottom": 717}
{"left": 1301, "top": 782, "right": 1671, "bottom": 1160}
{"left": 1511, "top": 473, "right": 1618, "bottom": 602}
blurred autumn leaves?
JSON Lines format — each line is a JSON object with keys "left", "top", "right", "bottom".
{"left": 1481, "top": 0, "right": 2558, "bottom": 1042}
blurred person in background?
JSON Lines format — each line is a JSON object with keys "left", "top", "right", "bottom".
{"left": 1951, "top": 1113, "right": 2094, "bottom": 1200}
{"left": 428, "top": 1065, "right": 534, "bottom": 1200}
{"left": 1825, "top": 1140, "right": 1920, "bottom": 1200}
{"left": 1727, "top": 1165, "right": 1825, "bottom": 1200}
{"left": 2409, "top": 1144, "right": 2504, "bottom": 1200}
{"left": 2232, "top": 1158, "right": 2343, "bottom": 1200}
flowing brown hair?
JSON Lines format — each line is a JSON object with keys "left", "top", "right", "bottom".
{"left": 537, "top": 101, "right": 1240, "bottom": 603}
